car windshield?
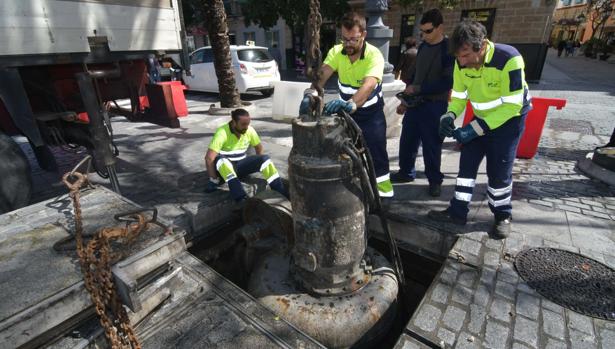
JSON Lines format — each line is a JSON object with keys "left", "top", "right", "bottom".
{"left": 237, "top": 49, "right": 273, "bottom": 63}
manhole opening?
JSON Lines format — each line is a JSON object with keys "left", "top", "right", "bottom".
{"left": 514, "top": 247, "right": 615, "bottom": 320}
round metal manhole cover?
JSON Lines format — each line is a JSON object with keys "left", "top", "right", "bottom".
{"left": 514, "top": 248, "right": 615, "bottom": 320}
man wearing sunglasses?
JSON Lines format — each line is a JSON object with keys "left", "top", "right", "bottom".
{"left": 392, "top": 8, "right": 454, "bottom": 198}
{"left": 301, "top": 11, "right": 394, "bottom": 200}
{"left": 428, "top": 20, "right": 531, "bottom": 240}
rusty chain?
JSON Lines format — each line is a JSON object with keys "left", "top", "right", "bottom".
{"left": 63, "top": 171, "right": 142, "bottom": 349}
{"left": 306, "top": 0, "right": 324, "bottom": 119}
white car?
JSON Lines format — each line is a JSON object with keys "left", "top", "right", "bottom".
{"left": 184, "top": 45, "right": 281, "bottom": 96}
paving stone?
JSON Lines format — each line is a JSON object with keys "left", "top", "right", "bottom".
{"left": 431, "top": 283, "right": 451, "bottom": 304}
{"left": 458, "top": 270, "right": 478, "bottom": 288}
{"left": 562, "top": 201, "right": 591, "bottom": 210}
{"left": 543, "top": 309, "right": 565, "bottom": 340}
{"left": 514, "top": 317, "right": 538, "bottom": 348}
{"left": 541, "top": 299, "right": 564, "bottom": 314}
{"left": 440, "top": 266, "right": 458, "bottom": 286}
{"left": 516, "top": 282, "right": 537, "bottom": 296}
{"left": 458, "top": 238, "right": 482, "bottom": 256}
{"left": 489, "top": 297, "right": 513, "bottom": 323}
{"left": 473, "top": 284, "right": 491, "bottom": 307}
{"left": 512, "top": 342, "right": 532, "bottom": 349}
{"left": 515, "top": 292, "right": 540, "bottom": 321}
{"left": 480, "top": 267, "right": 497, "bottom": 286}
{"left": 557, "top": 204, "right": 582, "bottom": 213}
{"left": 504, "top": 236, "right": 525, "bottom": 254}
{"left": 545, "top": 338, "right": 567, "bottom": 349}
{"left": 442, "top": 305, "right": 466, "bottom": 332}
{"left": 485, "top": 238, "right": 503, "bottom": 251}
{"left": 413, "top": 304, "right": 442, "bottom": 333}
{"left": 581, "top": 209, "right": 611, "bottom": 220}
{"left": 467, "top": 304, "right": 486, "bottom": 335}
{"left": 566, "top": 310, "right": 595, "bottom": 335}
{"left": 495, "top": 280, "right": 516, "bottom": 301}
{"left": 455, "top": 332, "right": 480, "bottom": 349}
{"left": 528, "top": 199, "right": 554, "bottom": 208}
{"left": 484, "top": 251, "right": 501, "bottom": 268}
{"left": 452, "top": 285, "right": 473, "bottom": 305}
{"left": 397, "top": 337, "right": 421, "bottom": 349}
{"left": 437, "top": 327, "right": 456, "bottom": 347}
{"left": 485, "top": 321, "right": 509, "bottom": 349}
{"left": 569, "top": 330, "right": 597, "bottom": 349}
{"left": 600, "top": 328, "right": 615, "bottom": 348}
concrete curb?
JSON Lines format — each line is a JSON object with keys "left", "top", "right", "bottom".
{"left": 577, "top": 154, "right": 615, "bottom": 187}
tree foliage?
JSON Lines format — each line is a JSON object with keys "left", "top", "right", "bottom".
{"left": 238, "top": 0, "right": 349, "bottom": 31}
{"left": 396, "top": 0, "right": 460, "bottom": 10}
{"left": 585, "top": 0, "right": 614, "bottom": 39}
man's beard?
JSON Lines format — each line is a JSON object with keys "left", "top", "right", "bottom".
{"left": 345, "top": 46, "right": 357, "bottom": 55}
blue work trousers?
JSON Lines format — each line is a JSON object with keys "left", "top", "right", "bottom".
{"left": 398, "top": 100, "right": 447, "bottom": 184}
{"left": 353, "top": 109, "right": 390, "bottom": 179}
{"left": 449, "top": 112, "right": 527, "bottom": 221}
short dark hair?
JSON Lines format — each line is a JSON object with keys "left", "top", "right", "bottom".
{"left": 420, "top": 8, "right": 443, "bottom": 27}
{"left": 404, "top": 37, "right": 417, "bottom": 48}
{"left": 341, "top": 12, "right": 366, "bottom": 32}
{"left": 451, "top": 19, "right": 487, "bottom": 54}
{"left": 231, "top": 108, "right": 250, "bottom": 121}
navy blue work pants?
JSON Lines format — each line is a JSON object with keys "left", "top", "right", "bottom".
{"left": 353, "top": 108, "right": 390, "bottom": 179}
{"left": 398, "top": 100, "right": 447, "bottom": 184}
{"left": 449, "top": 112, "right": 527, "bottom": 221}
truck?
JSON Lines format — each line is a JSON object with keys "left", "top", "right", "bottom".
{"left": 0, "top": 0, "right": 190, "bottom": 214}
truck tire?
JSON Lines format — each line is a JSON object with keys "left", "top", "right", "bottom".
{"left": 0, "top": 132, "right": 32, "bottom": 213}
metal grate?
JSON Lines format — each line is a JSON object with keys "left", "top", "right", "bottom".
{"left": 515, "top": 247, "right": 615, "bottom": 320}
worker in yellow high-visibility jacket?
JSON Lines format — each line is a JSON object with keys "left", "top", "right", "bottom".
{"left": 428, "top": 19, "right": 531, "bottom": 240}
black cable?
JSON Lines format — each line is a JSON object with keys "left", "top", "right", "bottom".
{"left": 338, "top": 111, "right": 411, "bottom": 314}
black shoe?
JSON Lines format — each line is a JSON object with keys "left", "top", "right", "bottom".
{"left": 427, "top": 209, "right": 466, "bottom": 225}
{"left": 391, "top": 171, "right": 415, "bottom": 183}
{"left": 489, "top": 218, "right": 511, "bottom": 240}
{"left": 429, "top": 183, "right": 441, "bottom": 197}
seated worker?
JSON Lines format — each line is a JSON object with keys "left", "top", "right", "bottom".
{"left": 204, "top": 108, "right": 288, "bottom": 201}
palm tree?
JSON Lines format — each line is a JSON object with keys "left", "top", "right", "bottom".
{"left": 204, "top": 0, "right": 242, "bottom": 108}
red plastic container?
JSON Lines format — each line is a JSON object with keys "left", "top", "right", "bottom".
{"left": 140, "top": 81, "right": 188, "bottom": 117}
{"left": 462, "top": 97, "right": 567, "bottom": 159}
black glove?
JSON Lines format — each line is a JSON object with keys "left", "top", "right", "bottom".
{"left": 205, "top": 178, "right": 221, "bottom": 193}
{"left": 439, "top": 112, "right": 456, "bottom": 139}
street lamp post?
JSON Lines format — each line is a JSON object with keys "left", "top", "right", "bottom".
{"left": 365, "top": 0, "right": 394, "bottom": 83}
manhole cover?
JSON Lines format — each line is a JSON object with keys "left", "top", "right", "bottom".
{"left": 515, "top": 248, "right": 615, "bottom": 320}
{"left": 549, "top": 119, "right": 594, "bottom": 135}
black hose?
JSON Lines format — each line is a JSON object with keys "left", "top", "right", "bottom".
{"left": 338, "top": 110, "right": 410, "bottom": 314}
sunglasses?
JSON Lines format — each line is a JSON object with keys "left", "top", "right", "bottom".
{"left": 340, "top": 36, "right": 362, "bottom": 44}
{"left": 420, "top": 27, "right": 435, "bottom": 34}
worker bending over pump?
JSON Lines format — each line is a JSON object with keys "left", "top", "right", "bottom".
{"left": 205, "top": 108, "right": 288, "bottom": 201}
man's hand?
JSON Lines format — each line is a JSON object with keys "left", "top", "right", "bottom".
{"left": 404, "top": 85, "right": 416, "bottom": 95}
{"left": 452, "top": 124, "right": 479, "bottom": 144}
{"left": 323, "top": 99, "right": 356, "bottom": 115}
{"left": 299, "top": 89, "right": 316, "bottom": 115}
{"left": 205, "top": 177, "right": 221, "bottom": 193}
{"left": 396, "top": 104, "right": 407, "bottom": 115}
{"left": 439, "top": 112, "right": 456, "bottom": 139}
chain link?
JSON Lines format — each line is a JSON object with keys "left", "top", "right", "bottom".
{"left": 63, "top": 171, "right": 142, "bottom": 349}
{"left": 306, "top": 0, "right": 324, "bottom": 119}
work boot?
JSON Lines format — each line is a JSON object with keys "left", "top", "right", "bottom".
{"left": 428, "top": 183, "right": 441, "bottom": 197}
{"left": 489, "top": 218, "right": 511, "bottom": 240}
{"left": 390, "top": 171, "right": 414, "bottom": 183}
{"left": 427, "top": 209, "right": 466, "bottom": 226}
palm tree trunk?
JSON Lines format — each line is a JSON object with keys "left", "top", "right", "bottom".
{"left": 204, "top": 0, "right": 241, "bottom": 108}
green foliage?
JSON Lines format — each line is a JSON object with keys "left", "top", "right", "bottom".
{"left": 182, "top": 0, "right": 205, "bottom": 27}
{"left": 395, "top": 0, "right": 460, "bottom": 10}
{"left": 239, "top": 0, "right": 349, "bottom": 30}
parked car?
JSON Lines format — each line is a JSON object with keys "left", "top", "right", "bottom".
{"left": 184, "top": 45, "right": 280, "bottom": 96}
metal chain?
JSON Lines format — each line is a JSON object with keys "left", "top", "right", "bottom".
{"left": 306, "top": 0, "right": 324, "bottom": 119}
{"left": 63, "top": 171, "right": 142, "bottom": 349}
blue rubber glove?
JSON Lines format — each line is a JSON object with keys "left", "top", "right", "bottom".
{"left": 323, "top": 99, "right": 356, "bottom": 115}
{"left": 453, "top": 124, "right": 480, "bottom": 144}
{"left": 205, "top": 178, "right": 221, "bottom": 193}
{"left": 299, "top": 88, "right": 316, "bottom": 115}
{"left": 439, "top": 112, "right": 456, "bottom": 139}
{"left": 299, "top": 95, "right": 311, "bottom": 115}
